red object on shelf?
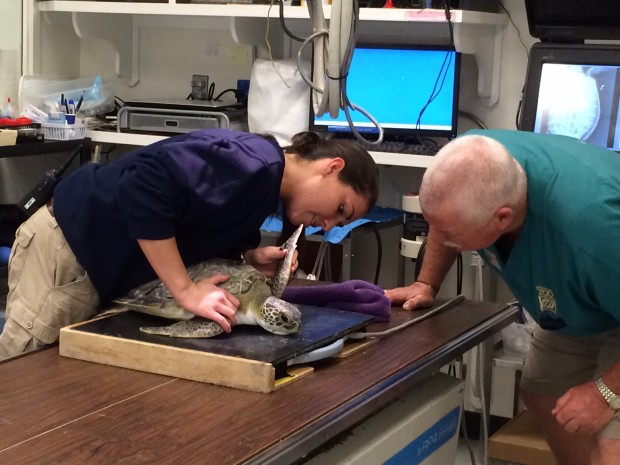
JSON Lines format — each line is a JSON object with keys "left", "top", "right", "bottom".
{"left": 383, "top": 0, "right": 395, "bottom": 7}
{"left": 0, "top": 117, "right": 33, "bottom": 129}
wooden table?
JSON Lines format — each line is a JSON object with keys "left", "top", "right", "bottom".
{"left": 0, "top": 299, "right": 517, "bottom": 465}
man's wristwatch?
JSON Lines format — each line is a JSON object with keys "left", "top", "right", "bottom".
{"left": 595, "top": 377, "right": 620, "bottom": 410}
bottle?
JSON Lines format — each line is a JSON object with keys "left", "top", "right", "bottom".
{"left": 1, "top": 98, "right": 14, "bottom": 118}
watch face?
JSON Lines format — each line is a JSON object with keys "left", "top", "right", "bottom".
{"left": 610, "top": 397, "right": 620, "bottom": 410}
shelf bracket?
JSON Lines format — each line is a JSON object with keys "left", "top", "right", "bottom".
{"left": 455, "top": 21, "right": 505, "bottom": 107}
{"left": 72, "top": 12, "right": 140, "bottom": 87}
{"left": 231, "top": 16, "right": 286, "bottom": 60}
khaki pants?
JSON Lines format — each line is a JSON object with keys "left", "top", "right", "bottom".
{"left": 521, "top": 325, "right": 620, "bottom": 439}
{"left": 0, "top": 205, "right": 100, "bottom": 361}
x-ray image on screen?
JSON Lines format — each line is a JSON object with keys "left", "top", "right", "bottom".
{"left": 534, "top": 64, "right": 620, "bottom": 150}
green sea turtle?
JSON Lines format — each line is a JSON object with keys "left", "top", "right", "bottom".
{"left": 115, "top": 224, "right": 304, "bottom": 338}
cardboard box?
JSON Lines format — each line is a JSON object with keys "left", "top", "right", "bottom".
{"left": 488, "top": 410, "right": 557, "bottom": 465}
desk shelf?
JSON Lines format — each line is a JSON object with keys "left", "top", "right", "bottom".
{"left": 86, "top": 129, "right": 434, "bottom": 167}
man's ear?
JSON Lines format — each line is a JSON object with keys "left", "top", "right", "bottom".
{"left": 323, "top": 157, "right": 345, "bottom": 176}
{"left": 495, "top": 206, "right": 514, "bottom": 232}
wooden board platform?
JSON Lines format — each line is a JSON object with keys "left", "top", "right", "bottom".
{"left": 59, "top": 305, "right": 373, "bottom": 393}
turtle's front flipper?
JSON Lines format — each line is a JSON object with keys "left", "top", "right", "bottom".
{"left": 272, "top": 224, "right": 304, "bottom": 298}
{"left": 140, "top": 317, "right": 223, "bottom": 338}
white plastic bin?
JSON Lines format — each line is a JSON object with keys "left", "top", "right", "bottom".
{"left": 41, "top": 122, "right": 87, "bottom": 141}
{"left": 19, "top": 75, "right": 114, "bottom": 117}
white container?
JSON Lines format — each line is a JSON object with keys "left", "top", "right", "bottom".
{"left": 19, "top": 75, "right": 115, "bottom": 117}
{"left": 41, "top": 122, "right": 87, "bottom": 141}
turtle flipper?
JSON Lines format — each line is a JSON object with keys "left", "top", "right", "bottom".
{"left": 272, "top": 224, "right": 303, "bottom": 298}
{"left": 140, "top": 317, "right": 224, "bottom": 338}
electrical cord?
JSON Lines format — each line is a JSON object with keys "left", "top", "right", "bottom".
{"left": 414, "top": 49, "right": 453, "bottom": 149}
{"left": 477, "top": 340, "right": 489, "bottom": 465}
{"left": 410, "top": 1, "right": 455, "bottom": 150}
{"left": 213, "top": 88, "right": 241, "bottom": 102}
{"left": 295, "top": 0, "right": 384, "bottom": 144}
{"left": 458, "top": 360, "right": 479, "bottom": 465}
{"left": 369, "top": 223, "right": 382, "bottom": 285}
{"left": 458, "top": 110, "right": 488, "bottom": 130}
{"left": 278, "top": 0, "right": 305, "bottom": 43}
{"left": 100, "top": 144, "right": 117, "bottom": 164}
{"left": 515, "top": 92, "right": 523, "bottom": 129}
{"left": 443, "top": 0, "right": 455, "bottom": 47}
{"left": 324, "top": 243, "right": 333, "bottom": 282}
{"left": 498, "top": 0, "right": 529, "bottom": 59}
{"left": 207, "top": 82, "right": 215, "bottom": 101}
{"left": 347, "top": 294, "right": 465, "bottom": 339}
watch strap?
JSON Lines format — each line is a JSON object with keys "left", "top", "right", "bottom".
{"left": 595, "top": 377, "right": 619, "bottom": 407}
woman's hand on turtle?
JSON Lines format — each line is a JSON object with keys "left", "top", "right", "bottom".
{"left": 384, "top": 282, "right": 435, "bottom": 311}
{"left": 178, "top": 275, "right": 240, "bottom": 333}
{"left": 243, "top": 246, "right": 298, "bottom": 278}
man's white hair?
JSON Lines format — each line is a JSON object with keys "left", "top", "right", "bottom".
{"left": 420, "top": 134, "right": 526, "bottom": 227}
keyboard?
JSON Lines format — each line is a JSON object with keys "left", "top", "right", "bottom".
{"left": 359, "top": 140, "right": 442, "bottom": 156}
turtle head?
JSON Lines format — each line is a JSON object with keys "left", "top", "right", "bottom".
{"left": 258, "top": 296, "right": 302, "bottom": 335}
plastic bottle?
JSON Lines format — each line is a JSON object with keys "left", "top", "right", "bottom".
{"left": 1, "top": 98, "right": 15, "bottom": 118}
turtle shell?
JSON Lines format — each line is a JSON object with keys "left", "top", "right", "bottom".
{"left": 189, "top": 259, "right": 269, "bottom": 296}
{"left": 115, "top": 259, "right": 272, "bottom": 321}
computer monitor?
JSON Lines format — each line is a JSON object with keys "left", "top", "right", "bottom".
{"left": 309, "top": 44, "right": 460, "bottom": 141}
{"left": 524, "top": 0, "right": 620, "bottom": 41}
{"left": 519, "top": 43, "right": 620, "bottom": 151}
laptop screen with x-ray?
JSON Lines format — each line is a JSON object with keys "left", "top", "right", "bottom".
{"left": 520, "top": 43, "right": 620, "bottom": 151}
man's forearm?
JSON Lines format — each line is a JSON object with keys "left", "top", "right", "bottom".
{"left": 415, "top": 230, "right": 460, "bottom": 291}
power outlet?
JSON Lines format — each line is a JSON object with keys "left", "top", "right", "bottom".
{"left": 191, "top": 74, "right": 209, "bottom": 100}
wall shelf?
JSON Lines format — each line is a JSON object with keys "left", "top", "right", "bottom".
{"left": 29, "top": 1, "right": 507, "bottom": 168}
{"left": 37, "top": 1, "right": 506, "bottom": 106}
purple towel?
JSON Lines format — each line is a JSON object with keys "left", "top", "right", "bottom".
{"left": 282, "top": 280, "right": 391, "bottom": 323}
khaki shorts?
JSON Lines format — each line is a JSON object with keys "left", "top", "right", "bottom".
{"left": 520, "top": 324, "right": 620, "bottom": 439}
{"left": 0, "top": 205, "right": 100, "bottom": 361}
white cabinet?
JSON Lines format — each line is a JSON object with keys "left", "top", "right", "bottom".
{"left": 25, "top": 1, "right": 507, "bottom": 167}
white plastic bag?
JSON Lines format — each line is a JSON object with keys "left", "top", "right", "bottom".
{"left": 247, "top": 58, "right": 310, "bottom": 146}
{"left": 501, "top": 310, "right": 535, "bottom": 356}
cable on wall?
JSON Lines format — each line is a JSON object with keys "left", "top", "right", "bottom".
{"left": 410, "top": 0, "right": 455, "bottom": 149}
{"left": 368, "top": 223, "right": 383, "bottom": 285}
{"left": 295, "top": 0, "right": 384, "bottom": 144}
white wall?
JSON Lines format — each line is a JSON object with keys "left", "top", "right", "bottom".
{"left": 0, "top": 0, "right": 22, "bottom": 105}
{"left": 460, "top": 0, "right": 537, "bottom": 132}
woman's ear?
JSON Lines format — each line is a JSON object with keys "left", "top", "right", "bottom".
{"left": 323, "top": 157, "right": 345, "bottom": 176}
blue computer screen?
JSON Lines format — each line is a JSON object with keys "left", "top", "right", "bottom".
{"left": 310, "top": 45, "right": 460, "bottom": 139}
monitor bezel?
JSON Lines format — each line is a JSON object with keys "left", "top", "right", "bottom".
{"left": 308, "top": 43, "right": 461, "bottom": 141}
{"left": 524, "top": 0, "right": 620, "bottom": 41}
{"left": 519, "top": 42, "right": 620, "bottom": 137}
